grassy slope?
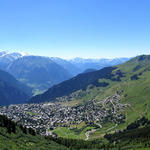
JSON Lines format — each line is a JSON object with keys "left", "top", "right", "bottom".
{"left": 91, "top": 55, "right": 150, "bottom": 137}
{"left": 56, "top": 55, "right": 150, "bottom": 139}
{"left": 0, "top": 127, "right": 67, "bottom": 150}
{"left": 52, "top": 122, "right": 95, "bottom": 139}
{"left": 2, "top": 125, "right": 150, "bottom": 150}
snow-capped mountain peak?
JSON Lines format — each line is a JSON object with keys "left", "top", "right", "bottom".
{"left": 0, "top": 50, "right": 30, "bottom": 68}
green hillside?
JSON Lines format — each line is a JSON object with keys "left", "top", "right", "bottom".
{"left": 0, "top": 115, "right": 67, "bottom": 150}
{"left": 95, "top": 55, "right": 150, "bottom": 128}
{"left": 81, "top": 55, "right": 150, "bottom": 135}
{"left": 30, "top": 55, "right": 150, "bottom": 137}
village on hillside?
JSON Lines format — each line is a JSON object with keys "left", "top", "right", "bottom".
{"left": 0, "top": 93, "right": 129, "bottom": 136}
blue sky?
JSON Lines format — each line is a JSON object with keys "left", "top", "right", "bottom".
{"left": 0, "top": 0, "right": 150, "bottom": 59}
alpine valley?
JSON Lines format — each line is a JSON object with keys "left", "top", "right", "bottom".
{"left": 1, "top": 52, "right": 150, "bottom": 150}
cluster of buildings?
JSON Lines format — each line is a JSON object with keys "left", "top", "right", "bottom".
{"left": 0, "top": 93, "right": 128, "bottom": 135}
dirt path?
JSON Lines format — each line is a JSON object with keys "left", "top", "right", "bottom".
{"left": 85, "top": 129, "right": 97, "bottom": 140}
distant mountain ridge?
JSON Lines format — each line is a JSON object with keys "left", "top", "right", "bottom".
{"left": 0, "top": 50, "right": 130, "bottom": 76}
{"left": 50, "top": 57, "right": 81, "bottom": 76}
{"left": 0, "top": 50, "right": 130, "bottom": 95}
{"left": 6, "top": 56, "right": 72, "bottom": 94}
{"left": 51, "top": 57, "right": 130, "bottom": 76}
{"left": 69, "top": 57, "right": 130, "bottom": 72}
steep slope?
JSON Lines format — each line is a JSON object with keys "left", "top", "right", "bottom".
{"left": 0, "top": 69, "right": 31, "bottom": 105}
{"left": 7, "top": 56, "right": 72, "bottom": 95}
{"left": 0, "top": 115, "right": 67, "bottom": 150}
{"left": 30, "top": 66, "right": 117, "bottom": 102}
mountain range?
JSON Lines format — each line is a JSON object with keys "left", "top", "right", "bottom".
{"left": 6, "top": 56, "right": 72, "bottom": 95}
{"left": 0, "top": 51, "right": 130, "bottom": 96}
{"left": 69, "top": 57, "right": 130, "bottom": 72}
{"left": 30, "top": 56, "right": 136, "bottom": 103}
